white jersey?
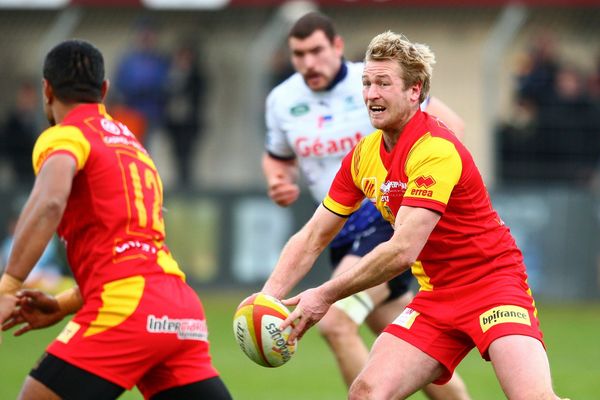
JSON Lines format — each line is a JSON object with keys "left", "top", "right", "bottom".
{"left": 265, "top": 61, "right": 429, "bottom": 202}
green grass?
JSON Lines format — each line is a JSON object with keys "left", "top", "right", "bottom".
{"left": 1, "top": 292, "right": 598, "bottom": 399}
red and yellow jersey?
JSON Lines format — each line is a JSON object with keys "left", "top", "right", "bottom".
{"left": 32, "top": 104, "right": 184, "bottom": 300}
{"left": 324, "top": 110, "right": 527, "bottom": 291}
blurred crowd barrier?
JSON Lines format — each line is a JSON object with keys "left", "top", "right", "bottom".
{"left": 2, "top": 186, "right": 598, "bottom": 301}
{"left": 0, "top": 3, "right": 598, "bottom": 300}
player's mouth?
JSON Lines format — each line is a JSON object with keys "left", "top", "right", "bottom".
{"left": 304, "top": 73, "right": 324, "bottom": 87}
{"left": 369, "top": 105, "right": 386, "bottom": 114}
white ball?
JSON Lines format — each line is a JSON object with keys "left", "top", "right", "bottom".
{"left": 233, "top": 293, "right": 297, "bottom": 367}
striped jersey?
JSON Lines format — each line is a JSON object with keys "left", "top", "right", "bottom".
{"left": 324, "top": 109, "right": 527, "bottom": 290}
{"left": 32, "top": 103, "right": 185, "bottom": 300}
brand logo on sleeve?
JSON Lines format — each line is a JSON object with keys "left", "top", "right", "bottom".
{"left": 415, "top": 175, "right": 436, "bottom": 188}
{"left": 479, "top": 305, "right": 531, "bottom": 333}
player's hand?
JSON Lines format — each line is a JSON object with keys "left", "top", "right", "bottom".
{"left": 280, "top": 287, "right": 331, "bottom": 344}
{"left": 2, "top": 289, "right": 65, "bottom": 336}
{"left": 0, "top": 294, "right": 18, "bottom": 324}
{"left": 0, "top": 294, "right": 18, "bottom": 344}
{"left": 267, "top": 175, "right": 300, "bottom": 207}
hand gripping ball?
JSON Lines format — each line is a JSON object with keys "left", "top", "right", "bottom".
{"left": 233, "top": 293, "right": 297, "bottom": 367}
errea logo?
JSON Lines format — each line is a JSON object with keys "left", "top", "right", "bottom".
{"left": 479, "top": 305, "right": 531, "bottom": 333}
{"left": 415, "top": 175, "right": 436, "bottom": 188}
{"left": 410, "top": 175, "right": 436, "bottom": 197}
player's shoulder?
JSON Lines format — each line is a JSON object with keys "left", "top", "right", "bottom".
{"left": 354, "top": 129, "right": 382, "bottom": 156}
{"left": 267, "top": 72, "right": 308, "bottom": 102}
{"left": 37, "top": 123, "right": 86, "bottom": 143}
{"left": 346, "top": 60, "right": 364, "bottom": 75}
{"left": 417, "top": 111, "right": 453, "bottom": 140}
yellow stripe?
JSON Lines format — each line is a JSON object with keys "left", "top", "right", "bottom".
{"left": 84, "top": 275, "right": 145, "bottom": 337}
{"left": 157, "top": 249, "right": 186, "bottom": 280}
{"left": 255, "top": 293, "right": 289, "bottom": 317}
{"left": 411, "top": 261, "right": 433, "bottom": 291}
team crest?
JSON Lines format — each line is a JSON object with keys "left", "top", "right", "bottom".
{"left": 361, "top": 177, "right": 377, "bottom": 201}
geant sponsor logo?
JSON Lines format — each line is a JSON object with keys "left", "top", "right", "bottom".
{"left": 294, "top": 132, "right": 363, "bottom": 157}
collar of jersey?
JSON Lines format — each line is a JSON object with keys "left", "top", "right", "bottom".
{"left": 324, "top": 59, "right": 348, "bottom": 91}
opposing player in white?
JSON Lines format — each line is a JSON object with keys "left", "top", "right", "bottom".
{"left": 262, "top": 12, "right": 470, "bottom": 400}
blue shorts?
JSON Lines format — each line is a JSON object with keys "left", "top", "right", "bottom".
{"left": 329, "top": 216, "right": 413, "bottom": 301}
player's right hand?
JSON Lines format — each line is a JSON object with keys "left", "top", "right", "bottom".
{"left": 267, "top": 178, "right": 300, "bottom": 207}
{"left": 2, "top": 289, "right": 65, "bottom": 336}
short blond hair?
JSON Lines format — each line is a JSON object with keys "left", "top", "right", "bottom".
{"left": 365, "top": 31, "right": 435, "bottom": 103}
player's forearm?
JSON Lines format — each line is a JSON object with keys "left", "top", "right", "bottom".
{"left": 262, "top": 229, "right": 326, "bottom": 299}
{"left": 262, "top": 153, "right": 298, "bottom": 184}
{"left": 56, "top": 286, "right": 83, "bottom": 315}
{"left": 320, "top": 240, "right": 413, "bottom": 304}
{"left": 6, "top": 189, "right": 66, "bottom": 282}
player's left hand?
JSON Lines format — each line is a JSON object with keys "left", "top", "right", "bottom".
{"left": 280, "top": 287, "right": 332, "bottom": 344}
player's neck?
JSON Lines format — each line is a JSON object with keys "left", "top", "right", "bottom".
{"left": 52, "top": 101, "right": 87, "bottom": 124}
{"left": 382, "top": 108, "right": 418, "bottom": 151}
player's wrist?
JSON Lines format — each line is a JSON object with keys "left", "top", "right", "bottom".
{"left": 0, "top": 273, "right": 24, "bottom": 295}
{"left": 56, "top": 287, "right": 83, "bottom": 315}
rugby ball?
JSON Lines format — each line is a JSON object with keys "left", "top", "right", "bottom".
{"left": 233, "top": 293, "right": 297, "bottom": 367}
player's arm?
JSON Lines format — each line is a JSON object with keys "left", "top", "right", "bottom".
{"left": 1, "top": 154, "right": 76, "bottom": 288}
{"left": 262, "top": 153, "right": 301, "bottom": 207}
{"left": 282, "top": 206, "right": 440, "bottom": 342}
{"left": 262, "top": 204, "right": 346, "bottom": 299}
{"left": 426, "top": 96, "right": 465, "bottom": 139}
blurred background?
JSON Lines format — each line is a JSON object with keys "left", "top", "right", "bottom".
{"left": 0, "top": 1, "right": 599, "bottom": 303}
{"left": 0, "top": 1, "right": 599, "bottom": 399}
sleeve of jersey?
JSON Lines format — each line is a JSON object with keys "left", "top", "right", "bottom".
{"left": 402, "top": 136, "right": 462, "bottom": 214}
{"left": 264, "top": 90, "right": 295, "bottom": 160}
{"left": 323, "top": 148, "right": 364, "bottom": 217}
{"left": 32, "top": 125, "right": 91, "bottom": 176}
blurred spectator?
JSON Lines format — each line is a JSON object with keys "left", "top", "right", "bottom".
{"left": 113, "top": 16, "right": 170, "bottom": 143}
{"left": 107, "top": 96, "right": 148, "bottom": 143}
{"left": 498, "top": 35, "right": 600, "bottom": 186}
{"left": 165, "top": 41, "right": 207, "bottom": 188}
{"left": 515, "top": 32, "right": 560, "bottom": 111}
{"left": 0, "top": 79, "right": 41, "bottom": 186}
{"left": 534, "top": 65, "right": 600, "bottom": 183}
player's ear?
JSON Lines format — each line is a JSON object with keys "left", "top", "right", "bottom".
{"left": 42, "top": 78, "right": 53, "bottom": 105}
{"left": 410, "top": 81, "right": 423, "bottom": 103}
{"left": 333, "top": 35, "right": 344, "bottom": 57}
{"left": 100, "top": 80, "right": 109, "bottom": 101}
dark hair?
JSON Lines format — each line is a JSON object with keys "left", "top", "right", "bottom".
{"left": 43, "top": 39, "right": 104, "bottom": 103}
{"left": 289, "top": 12, "right": 336, "bottom": 43}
